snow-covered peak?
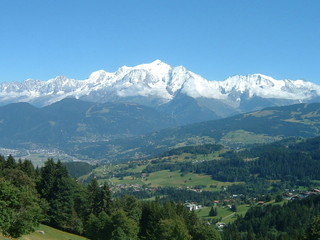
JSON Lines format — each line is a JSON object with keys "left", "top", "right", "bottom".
{"left": 115, "top": 66, "right": 131, "bottom": 75}
{"left": 220, "top": 74, "right": 278, "bottom": 93}
{"left": 0, "top": 60, "right": 319, "bottom": 109}
{"left": 152, "top": 59, "right": 165, "bottom": 65}
{"left": 133, "top": 60, "right": 172, "bottom": 77}
{"left": 136, "top": 59, "right": 171, "bottom": 68}
{"left": 217, "top": 74, "right": 320, "bottom": 100}
{"left": 251, "top": 73, "right": 276, "bottom": 81}
{"left": 87, "top": 70, "right": 114, "bottom": 82}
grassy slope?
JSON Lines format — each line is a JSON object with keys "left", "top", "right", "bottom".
{"left": 20, "top": 225, "right": 88, "bottom": 240}
{"left": 197, "top": 205, "right": 251, "bottom": 223}
{"left": 1, "top": 225, "right": 89, "bottom": 240}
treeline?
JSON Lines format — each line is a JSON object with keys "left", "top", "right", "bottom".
{"left": 143, "top": 157, "right": 251, "bottom": 182}
{"left": 63, "top": 161, "right": 94, "bottom": 178}
{"left": 223, "top": 195, "right": 320, "bottom": 240}
{"left": 0, "top": 155, "right": 221, "bottom": 240}
{"left": 160, "top": 144, "right": 223, "bottom": 157}
{"left": 157, "top": 187, "right": 220, "bottom": 205}
{"left": 115, "top": 179, "right": 304, "bottom": 207}
{"left": 115, "top": 187, "right": 221, "bottom": 206}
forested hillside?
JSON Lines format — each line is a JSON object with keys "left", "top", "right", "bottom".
{"left": 141, "top": 137, "right": 320, "bottom": 182}
{"left": 223, "top": 195, "right": 320, "bottom": 240}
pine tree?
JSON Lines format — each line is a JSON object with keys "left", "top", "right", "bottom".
{"left": 209, "top": 206, "right": 218, "bottom": 216}
{"left": 305, "top": 216, "right": 320, "bottom": 240}
{"left": 231, "top": 204, "right": 237, "bottom": 212}
{"left": 88, "top": 178, "right": 99, "bottom": 212}
{"left": 5, "top": 155, "right": 16, "bottom": 169}
{"left": 99, "top": 183, "right": 113, "bottom": 214}
{"left": 20, "top": 159, "right": 36, "bottom": 178}
{"left": 38, "top": 159, "right": 74, "bottom": 230}
{"left": 139, "top": 201, "right": 162, "bottom": 240}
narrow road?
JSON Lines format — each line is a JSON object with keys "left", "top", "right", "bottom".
{"left": 222, "top": 212, "right": 235, "bottom": 220}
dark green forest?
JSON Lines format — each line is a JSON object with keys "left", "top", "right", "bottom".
{"left": 223, "top": 195, "right": 320, "bottom": 240}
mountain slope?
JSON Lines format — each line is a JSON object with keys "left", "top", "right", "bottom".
{"left": 1, "top": 60, "right": 319, "bottom": 124}
{"left": 2, "top": 101, "right": 320, "bottom": 162}
{"left": 0, "top": 102, "right": 54, "bottom": 146}
{"left": 0, "top": 98, "right": 176, "bottom": 149}
{"left": 73, "top": 103, "right": 320, "bottom": 161}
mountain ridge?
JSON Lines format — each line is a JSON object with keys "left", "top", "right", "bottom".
{"left": 1, "top": 60, "right": 319, "bottom": 121}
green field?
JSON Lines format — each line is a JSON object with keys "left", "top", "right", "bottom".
{"left": 159, "top": 151, "right": 225, "bottom": 163}
{"left": 127, "top": 164, "right": 149, "bottom": 173}
{"left": 196, "top": 204, "right": 251, "bottom": 224}
{"left": 220, "top": 130, "right": 279, "bottom": 145}
{"left": 110, "top": 169, "right": 243, "bottom": 191}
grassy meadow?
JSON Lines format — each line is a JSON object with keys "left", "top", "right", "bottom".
{"left": 109, "top": 169, "right": 243, "bottom": 191}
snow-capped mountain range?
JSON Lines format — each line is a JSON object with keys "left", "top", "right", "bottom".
{"left": 1, "top": 60, "right": 319, "bottom": 122}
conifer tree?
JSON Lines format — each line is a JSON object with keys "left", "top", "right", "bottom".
{"left": 5, "top": 154, "right": 16, "bottom": 169}
{"left": 305, "top": 216, "right": 320, "bottom": 240}
{"left": 38, "top": 159, "right": 74, "bottom": 229}
{"left": 99, "top": 182, "right": 113, "bottom": 214}
{"left": 209, "top": 206, "right": 218, "bottom": 216}
{"left": 88, "top": 178, "right": 99, "bottom": 213}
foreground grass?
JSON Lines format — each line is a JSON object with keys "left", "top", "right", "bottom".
{"left": 1, "top": 225, "right": 88, "bottom": 240}
{"left": 22, "top": 225, "right": 88, "bottom": 240}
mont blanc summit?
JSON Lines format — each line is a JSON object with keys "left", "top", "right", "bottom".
{"left": 0, "top": 60, "right": 319, "bottom": 121}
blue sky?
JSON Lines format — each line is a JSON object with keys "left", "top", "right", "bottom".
{"left": 0, "top": 0, "right": 319, "bottom": 83}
